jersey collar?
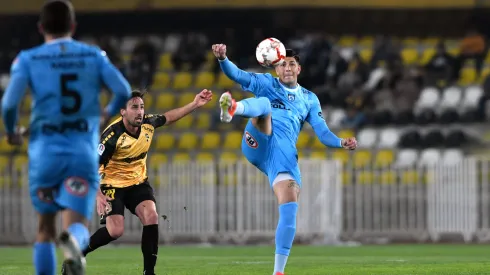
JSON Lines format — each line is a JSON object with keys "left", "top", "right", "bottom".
{"left": 45, "top": 37, "right": 73, "bottom": 45}
{"left": 277, "top": 78, "right": 300, "bottom": 93}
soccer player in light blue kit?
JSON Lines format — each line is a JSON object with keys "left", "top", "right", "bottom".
{"left": 0, "top": 1, "right": 131, "bottom": 274}
{"left": 212, "top": 43, "right": 357, "bottom": 275}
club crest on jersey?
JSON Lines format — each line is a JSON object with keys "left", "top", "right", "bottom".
{"left": 64, "top": 177, "right": 88, "bottom": 197}
{"left": 244, "top": 131, "right": 258, "bottom": 149}
{"left": 288, "top": 94, "right": 295, "bottom": 102}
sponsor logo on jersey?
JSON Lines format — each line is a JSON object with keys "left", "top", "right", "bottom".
{"left": 64, "top": 177, "right": 89, "bottom": 197}
{"left": 271, "top": 99, "right": 291, "bottom": 111}
{"left": 244, "top": 131, "right": 258, "bottom": 149}
{"left": 98, "top": 144, "right": 105, "bottom": 155}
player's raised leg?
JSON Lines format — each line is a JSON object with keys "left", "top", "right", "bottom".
{"left": 219, "top": 91, "right": 272, "bottom": 123}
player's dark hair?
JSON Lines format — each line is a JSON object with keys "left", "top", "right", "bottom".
{"left": 130, "top": 90, "right": 146, "bottom": 100}
{"left": 286, "top": 49, "right": 300, "bottom": 63}
{"left": 39, "top": 0, "right": 75, "bottom": 36}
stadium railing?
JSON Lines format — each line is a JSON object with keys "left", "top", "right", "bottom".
{"left": 1, "top": 157, "right": 490, "bottom": 245}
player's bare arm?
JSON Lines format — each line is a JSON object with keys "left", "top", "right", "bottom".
{"left": 163, "top": 89, "right": 212, "bottom": 125}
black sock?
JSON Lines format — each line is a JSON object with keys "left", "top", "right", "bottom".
{"left": 141, "top": 224, "right": 159, "bottom": 274}
{"left": 82, "top": 227, "right": 116, "bottom": 256}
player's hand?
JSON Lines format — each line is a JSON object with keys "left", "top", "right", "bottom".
{"left": 96, "top": 189, "right": 112, "bottom": 216}
{"left": 212, "top": 44, "right": 227, "bottom": 60}
{"left": 193, "top": 89, "right": 213, "bottom": 108}
{"left": 342, "top": 137, "right": 357, "bottom": 150}
{"left": 6, "top": 126, "right": 26, "bottom": 146}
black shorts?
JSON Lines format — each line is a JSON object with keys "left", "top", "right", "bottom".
{"left": 99, "top": 181, "right": 156, "bottom": 225}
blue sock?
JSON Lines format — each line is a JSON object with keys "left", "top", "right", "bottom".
{"left": 33, "top": 242, "right": 56, "bottom": 275}
{"left": 67, "top": 223, "right": 90, "bottom": 251}
{"left": 236, "top": 97, "right": 271, "bottom": 118}
{"left": 274, "top": 202, "right": 298, "bottom": 274}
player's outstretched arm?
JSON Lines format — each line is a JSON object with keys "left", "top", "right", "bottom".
{"left": 306, "top": 93, "right": 357, "bottom": 150}
{"left": 212, "top": 44, "right": 252, "bottom": 87}
{"left": 1, "top": 53, "right": 29, "bottom": 144}
{"left": 162, "top": 89, "right": 213, "bottom": 126}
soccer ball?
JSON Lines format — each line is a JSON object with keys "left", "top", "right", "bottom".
{"left": 256, "top": 38, "right": 286, "bottom": 68}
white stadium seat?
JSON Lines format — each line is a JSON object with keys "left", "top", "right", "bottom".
{"left": 441, "top": 149, "right": 464, "bottom": 165}
{"left": 439, "top": 86, "right": 462, "bottom": 110}
{"left": 395, "top": 149, "right": 418, "bottom": 167}
{"left": 414, "top": 87, "right": 440, "bottom": 113}
{"left": 328, "top": 109, "right": 346, "bottom": 128}
{"left": 419, "top": 148, "right": 441, "bottom": 166}
{"left": 378, "top": 128, "right": 400, "bottom": 148}
{"left": 461, "top": 85, "right": 484, "bottom": 110}
{"left": 357, "top": 128, "right": 377, "bottom": 148}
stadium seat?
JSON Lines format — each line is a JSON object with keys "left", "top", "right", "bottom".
{"left": 402, "top": 37, "right": 419, "bottom": 47}
{"left": 310, "top": 136, "right": 325, "bottom": 150}
{"left": 421, "top": 130, "right": 445, "bottom": 148}
{"left": 419, "top": 48, "right": 436, "bottom": 65}
{"left": 375, "top": 150, "right": 395, "bottom": 167}
{"left": 173, "top": 114, "right": 194, "bottom": 129}
{"left": 398, "top": 130, "right": 422, "bottom": 148}
{"left": 201, "top": 92, "right": 218, "bottom": 109}
{"left": 458, "top": 67, "right": 477, "bottom": 86}
{"left": 438, "top": 86, "right": 462, "bottom": 123}
{"left": 100, "top": 92, "right": 109, "bottom": 106}
{"left": 359, "top": 48, "right": 373, "bottom": 62}
{"left": 232, "top": 91, "right": 245, "bottom": 101}
{"left": 479, "top": 67, "right": 490, "bottom": 83}
{"left": 149, "top": 154, "right": 168, "bottom": 169}
{"left": 152, "top": 72, "right": 170, "bottom": 89}
{"left": 21, "top": 95, "right": 32, "bottom": 113}
{"left": 143, "top": 94, "right": 153, "bottom": 110}
{"left": 414, "top": 87, "right": 440, "bottom": 113}
{"left": 401, "top": 48, "right": 419, "bottom": 64}
{"left": 358, "top": 36, "right": 374, "bottom": 47}
{"left": 421, "top": 37, "right": 439, "bottom": 47}
{"left": 0, "top": 138, "right": 15, "bottom": 153}
{"left": 378, "top": 128, "right": 399, "bottom": 148}
{"left": 395, "top": 149, "right": 418, "bottom": 167}
{"left": 296, "top": 132, "right": 311, "bottom": 149}
{"left": 158, "top": 53, "right": 173, "bottom": 70}
{"left": 196, "top": 152, "right": 215, "bottom": 162}
{"left": 378, "top": 171, "right": 396, "bottom": 184}
{"left": 178, "top": 92, "right": 195, "bottom": 107}
{"left": 201, "top": 132, "right": 221, "bottom": 150}
{"left": 357, "top": 128, "right": 377, "bottom": 148}
{"left": 195, "top": 112, "right": 211, "bottom": 129}
{"left": 354, "top": 150, "right": 372, "bottom": 168}
{"left": 331, "top": 150, "right": 349, "bottom": 166}
{"left": 310, "top": 151, "right": 327, "bottom": 160}
{"left": 220, "top": 151, "right": 238, "bottom": 162}
{"left": 461, "top": 85, "right": 483, "bottom": 110}
{"left": 328, "top": 109, "right": 346, "bottom": 128}
{"left": 173, "top": 152, "right": 190, "bottom": 162}
{"left": 401, "top": 170, "right": 420, "bottom": 184}
{"left": 444, "top": 129, "right": 467, "bottom": 148}
{"left": 155, "top": 133, "right": 175, "bottom": 150}
{"left": 0, "top": 155, "right": 8, "bottom": 172}
{"left": 156, "top": 93, "right": 176, "bottom": 110}
{"left": 217, "top": 72, "right": 235, "bottom": 88}
{"left": 195, "top": 71, "right": 215, "bottom": 88}
{"left": 338, "top": 129, "right": 355, "bottom": 139}
{"left": 172, "top": 72, "right": 193, "bottom": 90}
{"left": 419, "top": 148, "right": 441, "bottom": 166}
{"left": 441, "top": 149, "right": 463, "bottom": 165}
{"left": 223, "top": 131, "right": 243, "bottom": 149}
{"left": 177, "top": 132, "right": 198, "bottom": 150}
{"left": 13, "top": 155, "right": 28, "bottom": 171}
{"left": 337, "top": 36, "right": 356, "bottom": 47}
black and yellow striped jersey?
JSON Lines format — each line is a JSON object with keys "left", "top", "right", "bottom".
{"left": 98, "top": 114, "right": 166, "bottom": 188}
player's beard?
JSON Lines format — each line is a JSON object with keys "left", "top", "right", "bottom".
{"left": 131, "top": 117, "right": 143, "bottom": 127}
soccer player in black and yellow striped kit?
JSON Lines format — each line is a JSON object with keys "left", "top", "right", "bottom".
{"left": 62, "top": 89, "right": 213, "bottom": 275}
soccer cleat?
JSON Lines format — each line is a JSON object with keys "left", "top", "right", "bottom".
{"left": 274, "top": 272, "right": 285, "bottom": 275}
{"left": 219, "top": 92, "right": 237, "bottom": 123}
{"left": 59, "top": 231, "right": 86, "bottom": 275}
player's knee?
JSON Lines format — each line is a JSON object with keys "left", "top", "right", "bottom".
{"left": 143, "top": 209, "right": 159, "bottom": 225}
{"left": 106, "top": 216, "right": 124, "bottom": 239}
{"left": 37, "top": 214, "right": 57, "bottom": 242}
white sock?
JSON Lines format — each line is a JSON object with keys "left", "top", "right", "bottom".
{"left": 234, "top": 101, "right": 245, "bottom": 115}
{"left": 273, "top": 254, "right": 288, "bottom": 274}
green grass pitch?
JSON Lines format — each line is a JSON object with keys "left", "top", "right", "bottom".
{"left": 1, "top": 244, "right": 490, "bottom": 274}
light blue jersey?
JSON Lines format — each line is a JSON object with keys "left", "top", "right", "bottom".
{"left": 220, "top": 58, "right": 343, "bottom": 186}
{"left": 1, "top": 38, "right": 131, "bottom": 218}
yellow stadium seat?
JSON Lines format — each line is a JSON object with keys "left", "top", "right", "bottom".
{"left": 152, "top": 72, "right": 170, "bottom": 89}
{"left": 217, "top": 72, "right": 235, "bottom": 89}
{"left": 447, "top": 47, "right": 460, "bottom": 56}
{"left": 232, "top": 91, "right": 245, "bottom": 101}
{"left": 375, "top": 150, "right": 394, "bottom": 168}
{"left": 21, "top": 95, "right": 32, "bottom": 113}
{"left": 310, "top": 137, "right": 324, "bottom": 150}
{"left": 195, "top": 112, "right": 211, "bottom": 129}
{"left": 19, "top": 116, "right": 30, "bottom": 128}
{"left": 173, "top": 152, "right": 190, "bottom": 162}
{"left": 201, "top": 132, "right": 221, "bottom": 150}
{"left": 13, "top": 155, "right": 28, "bottom": 172}
{"left": 223, "top": 131, "right": 243, "bottom": 149}
{"left": 402, "top": 37, "right": 419, "bottom": 47}
{"left": 172, "top": 72, "right": 193, "bottom": 90}
{"left": 173, "top": 114, "right": 193, "bottom": 129}
{"left": 342, "top": 171, "right": 351, "bottom": 185}
{"left": 401, "top": 170, "right": 419, "bottom": 184}
{"left": 338, "top": 36, "right": 356, "bottom": 47}
{"left": 480, "top": 67, "right": 490, "bottom": 83}
{"left": 459, "top": 67, "right": 477, "bottom": 86}
{"left": 337, "top": 129, "right": 354, "bottom": 139}
{"left": 401, "top": 48, "right": 419, "bottom": 64}
{"left": 0, "top": 138, "right": 15, "bottom": 153}
{"left": 0, "top": 156, "right": 9, "bottom": 171}
{"left": 220, "top": 151, "right": 238, "bottom": 162}
{"left": 159, "top": 53, "right": 173, "bottom": 70}
{"left": 149, "top": 154, "right": 168, "bottom": 169}
{"left": 196, "top": 152, "right": 214, "bottom": 162}
{"left": 419, "top": 48, "right": 436, "bottom": 65}
{"left": 195, "top": 71, "right": 215, "bottom": 88}
{"left": 359, "top": 48, "right": 373, "bottom": 63}
{"left": 331, "top": 150, "right": 349, "bottom": 166}
{"left": 177, "top": 92, "right": 196, "bottom": 107}
{"left": 297, "top": 151, "right": 305, "bottom": 159}
{"left": 202, "top": 93, "right": 218, "bottom": 109}
{"left": 358, "top": 36, "right": 374, "bottom": 47}
{"left": 177, "top": 132, "right": 198, "bottom": 150}
{"left": 422, "top": 37, "right": 439, "bottom": 47}
{"left": 378, "top": 171, "right": 396, "bottom": 184}
{"left": 310, "top": 151, "right": 326, "bottom": 160}
{"left": 357, "top": 171, "right": 374, "bottom": 184}
{"left": 100, "top": 92, "right": 110, "bottom": 106}
{"left": 156, "top": 93, "right": 175, "bottom": 110}
{"left": 296, "top": 132, "right": 311, "bottom": 149}
{"left": 156, "top": 134, "right": 175, "bottom": 150}
{"left": 354, "top": 150, "right": 372, "bottom": 168}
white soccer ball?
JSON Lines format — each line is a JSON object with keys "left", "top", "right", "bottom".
{"left": 255, "top": 38, "right": 286, "bottom": 68}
